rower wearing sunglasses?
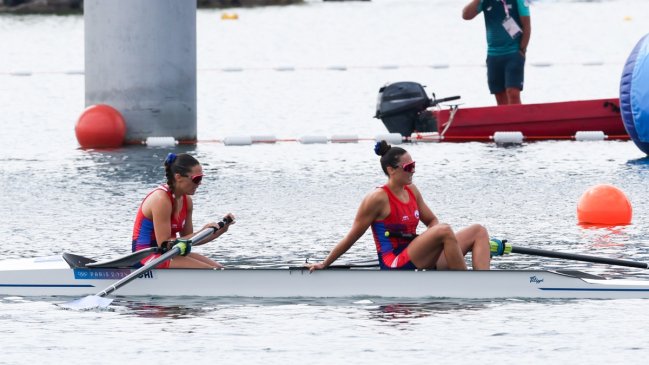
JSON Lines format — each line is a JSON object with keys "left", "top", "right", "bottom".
{"left": 132, "top": 153, "right": 235, "bottom": 268}
{"left": 308, "top": 140, "right": 491, "bottom": 271}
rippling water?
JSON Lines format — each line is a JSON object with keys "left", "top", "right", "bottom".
{"left": 2, "top": 0, "right": 649, "bottom": 363}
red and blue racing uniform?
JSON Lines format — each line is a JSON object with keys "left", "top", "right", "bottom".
{"left": 370, "top": 185, "right": 419, "bottom": 270}
{"left": 132, "top": 185, "right": 187, "bottom": 268}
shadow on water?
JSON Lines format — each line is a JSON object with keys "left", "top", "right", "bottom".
{"left": 626, "top": 156, "right": 649, "bottom": 167}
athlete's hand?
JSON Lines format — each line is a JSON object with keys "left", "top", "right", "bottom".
{"left": 220, "top": 213, "right": 236, "bottom": 231}
{"left": 203, "top": 213, "right": 235, "bottom": 234}
{"left": 306, "top": 262, "right": 326, "bottom": 273}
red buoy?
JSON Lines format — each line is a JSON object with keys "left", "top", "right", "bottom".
{"left": 577, "top": 184, "right": 632, "bottom": 225}
{"left": 75, "top": 104, "right": 126, "bottom": 148}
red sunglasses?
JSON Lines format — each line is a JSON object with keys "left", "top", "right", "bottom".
{"left": 400, "top": 161, "right": 416, "bottom": 173}
{"left": 185, "top": 174, "right": 204, "bottom": 185}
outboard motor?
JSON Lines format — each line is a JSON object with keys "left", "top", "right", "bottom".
{"left": 374, "top": 81, "right": 460, "bottom": 137}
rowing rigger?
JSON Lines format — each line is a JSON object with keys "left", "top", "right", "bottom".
{"left": 2, "top": 244, "right": 649, "bottom": 301}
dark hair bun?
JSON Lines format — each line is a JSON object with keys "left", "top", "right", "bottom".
{"left": 374, "top": 140, "right": 391, "bottom": 156}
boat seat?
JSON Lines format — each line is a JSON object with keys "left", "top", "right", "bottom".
{"left": 85, "top": 248, "right": 158, "bottom": 268}
{"left": 62, "top": 253, "right": 97, "bottom": 268}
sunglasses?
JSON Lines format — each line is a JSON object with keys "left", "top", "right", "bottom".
{"left": 400, "top": 161, "right": 416, "bottom": 173}
{"left": 185, "top": 174, "right": 204, "bottom": 185}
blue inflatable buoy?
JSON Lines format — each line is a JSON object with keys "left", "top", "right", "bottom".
{"left": 620, "top": 33, "right": 649, "bottom": 155}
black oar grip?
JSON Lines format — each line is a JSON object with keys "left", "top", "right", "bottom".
{"left": 384, "top": 231, "right": 418, "bottom": 240}
{"left": 210, "top": 217, "right": 233, "bottom": 234}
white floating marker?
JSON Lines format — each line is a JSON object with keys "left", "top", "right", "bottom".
{"left": 145, "top": 136, "right": 177, "bottom": 147}
{"left": 375, "top": 133, "right": 404, "bottom": 145}
{"left": 222, "top": 67, "right": 243, "bottom": 72}
{"left": 10, "top": 71, "right": 32, "bottom": 76}
{"left": 330, "top": 134, "right": 359, "bottom": 143}
{"left": 410, "top": 132, "right": 442, "bottom": 142}
{"left": 327, "top": 65, "right": 347, "bottom": 71}
{"left": 251, "top": 135, "right": 277, "bottom": 144}
{"left": 575, "top": 131, "right": 606, "bottom": 141}
{"left": 492, "top": 131, "right": 524, "bottom": 144}
{"left": 353, "top": 299, "right": 374, "bottom": 305}
{"left": 224, "top": 136, "right": 253, "bottom": 146}
{"left": 299, "top": 135, "right": 328, "bottom": 144}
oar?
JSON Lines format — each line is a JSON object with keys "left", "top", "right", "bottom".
{"left": 491, "top": 239, "right": 649, "bottom": 269}
{"left": 59, "top": 217, "right": 232, "bottom": 310}
{"left": 385, "top": 231, "right": 649, "bottom": 269}
{"left": 384, "top": 231, "right": 417, "bottom": 240}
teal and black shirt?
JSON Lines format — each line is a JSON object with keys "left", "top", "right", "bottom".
{"left": 478, "top": 0, "right": 530, "bottom": 56}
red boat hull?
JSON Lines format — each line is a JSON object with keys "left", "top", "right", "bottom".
{"left": 433, "top": 98, "right": 629, "bottom": 141}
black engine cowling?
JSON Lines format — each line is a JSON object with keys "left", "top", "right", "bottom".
{"left": 374, "top": 81, "right": 437, "bottom": 137}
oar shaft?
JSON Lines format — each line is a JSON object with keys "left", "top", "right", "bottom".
{"left": 97, "top": 246, "right": 181, "bottom": 297}
{"left": 511, "top": 246, "right": 649, "bottom": 269}
{"left": 96, "top": 218, "right": 231, "bottom": 297}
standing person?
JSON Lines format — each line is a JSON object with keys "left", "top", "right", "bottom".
{"left": 132, "top": 153, "right": 235, "bottom": 268}
{"left": 307, "top": 141, "right": 492, "bottom": 272}
{"left": 462, "top": 0, "right": 531, "bottom": 105}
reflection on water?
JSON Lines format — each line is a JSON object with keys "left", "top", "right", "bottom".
{"left": 74, "top": 145, "right": 199, "bottom": 187}
{"left": 626, "top": 156, "right": 649, "bottom": 168}
{"left": 578, "top": 225, "right": 630, "bottom": 248}
{"left": 117, "top": 299, "right": 213, "bottom": 319}
{"left": 103, "top": 297, "right": 497, "bottom": 321}
{"left": 365, "top": 300, "right": 488, "bottom": 327}
{"left": 101, "top": 296, "right": 589, "bottom": 326}
{"left": 367, "top": 298, "right": 586, "bottom": 324}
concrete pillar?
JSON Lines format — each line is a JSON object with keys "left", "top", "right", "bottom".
{"left": 85, "top": 0, "right": 197, "bottom": 143}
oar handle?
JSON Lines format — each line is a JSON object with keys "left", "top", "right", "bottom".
{"left": 384, "top": 231, "right": 418, "bottom": 240}
{"left": 191, "top": 217, "right": 233, "bottom": 245}
{"left": 510, "top": 246, "right": 649, "bottom": 269}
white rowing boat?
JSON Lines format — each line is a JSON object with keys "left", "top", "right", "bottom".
{"left": 2, "top": 252, "right": 649, "bottom": 300}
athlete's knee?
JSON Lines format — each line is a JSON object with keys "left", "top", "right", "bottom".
{"left": 468, "top": 223, "right": 488, "bottom": 235}
{"left": 431, "top": 223, "right": 455, "bottom": 240}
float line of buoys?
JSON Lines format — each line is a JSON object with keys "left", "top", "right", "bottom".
{"left": 130, "top": 131, "right": 625, "bottom": 147}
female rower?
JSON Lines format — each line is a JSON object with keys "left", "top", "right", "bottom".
{"left": 308, "top": 141, "right": 491, "bottom": 271}
{"left": 132, "top": 153, "right": 235, "bottom": 268}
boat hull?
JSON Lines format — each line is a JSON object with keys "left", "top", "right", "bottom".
{"left": 434, "top": 98, "right": 628, "bottom": 141}
{"left": 1, "top": 256, "right": 649, "bottom": 299}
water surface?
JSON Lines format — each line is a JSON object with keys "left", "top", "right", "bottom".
{"left": 1, "top": 0, "right": 649, "bottom": 363}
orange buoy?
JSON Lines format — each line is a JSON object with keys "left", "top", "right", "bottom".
{"left": 75, "top": 104, "right": 126, "bottom": 148}
{"left": 577, "top": 184, "right": 632, "bottom": 225}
